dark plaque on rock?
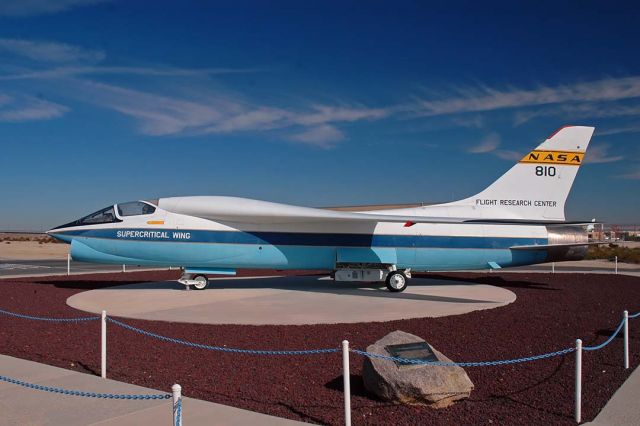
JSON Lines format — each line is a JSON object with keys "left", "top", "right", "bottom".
{"left": 385, "top": 342, "right": 438, "bottom": 367}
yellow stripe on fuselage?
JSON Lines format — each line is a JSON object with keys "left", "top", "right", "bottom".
{"left": 519, "top": 150, "right": 584, "bottom": 166}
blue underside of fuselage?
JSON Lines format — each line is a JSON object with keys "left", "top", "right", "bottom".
{"left": 52, "top": 228, "right": 550, "bottom": 271}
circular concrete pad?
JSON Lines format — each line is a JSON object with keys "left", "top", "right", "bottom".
{"left": 67, "top": 276, "right": 516, "bottom": 325}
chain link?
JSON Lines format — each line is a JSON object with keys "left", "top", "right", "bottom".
{"left": 583, "top": 318, "right": 626, "bottom": 351}
{"left": 351, "top": 347, "right": 575, "bottom": 367}
{"left": 0, "top": 374, "right": 170, "bottom": 400}
{"left": 0, "top": 308, "right": 99, "bottom": 322}
{"left": 107, "top": 317, "right": 341, "bottom": 355}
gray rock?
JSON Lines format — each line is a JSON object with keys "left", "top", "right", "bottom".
{"left": 362, "top": 330, "right": 474, "bottom": 408}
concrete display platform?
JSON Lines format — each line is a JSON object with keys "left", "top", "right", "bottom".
{"left": 0, "top": 354, "right": 301, "bottom": 426}
{"left": 67, "top": 276, "right": 516, "bottom": 325}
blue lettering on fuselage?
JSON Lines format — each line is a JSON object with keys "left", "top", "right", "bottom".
{"left": 115, "top": 230, "right": 191, "bottom": 240}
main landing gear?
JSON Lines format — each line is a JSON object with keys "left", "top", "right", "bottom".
{"left": 385, "top": 271, "right": 408, "bottom": 292}
{"left": 334, "top": 265, "right": 411, "bottom": 292}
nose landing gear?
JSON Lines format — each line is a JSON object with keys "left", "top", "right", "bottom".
{"left": 178, "top": 273, "right": 209, "bottom": 290}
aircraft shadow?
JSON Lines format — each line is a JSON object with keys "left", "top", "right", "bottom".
{"left": 95, "top": 276, "right": 503, "bottom": 304}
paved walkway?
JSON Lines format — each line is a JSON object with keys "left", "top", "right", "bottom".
{"left": 0, "top": 355, "right": 302, "bottom": 425}
{"left": 67, "top": 276, "right": 516, "bottom": 325}
{"left": 586, "top": 365, "right": 640, "bottom": 425}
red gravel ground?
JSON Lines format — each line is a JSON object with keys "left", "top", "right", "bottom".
{"left": 1, "top": 270, "right": 639, "bottom": 425}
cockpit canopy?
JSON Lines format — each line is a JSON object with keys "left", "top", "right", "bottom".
{"left": 117, "top": 201, "right": 156, "bottom": 217}
{"left": 52, "top": 201, "right": 157, "bottom": 229}
{"left": 79, "top": 206, "right": 119, "bottom": 225}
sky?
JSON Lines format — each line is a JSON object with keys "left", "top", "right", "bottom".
{"left": 0, "top": 0, "right": 639, "bottom": 231}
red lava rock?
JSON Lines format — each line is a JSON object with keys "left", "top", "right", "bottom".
{"left": 1, "top": 270, "right": 639, "bottom": 425}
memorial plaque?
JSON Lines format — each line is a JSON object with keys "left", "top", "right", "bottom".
{"left": 385, "top": 342, "right": 438, "bottom": 367}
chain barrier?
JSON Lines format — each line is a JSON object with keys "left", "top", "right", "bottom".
{"left": 628, "top": 311, "right": 640, "bottom": 319}
{"left": 583, "top": 318, "right": 626, "bottom": 351}
{"left": 0, "top": 308, "right": 99, "bottom": 322}
{"left": 107, "top": 317, "right": 341, "bottom": 355}
{"left": 0, "top": 374, "right": 171, "bottom": 400}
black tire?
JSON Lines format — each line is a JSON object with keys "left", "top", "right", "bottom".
{"left": 192, "top": 275, "right": 209, "bottom": 290}
{"left": 385, "top": 271, "right": 407, "bottom": 292}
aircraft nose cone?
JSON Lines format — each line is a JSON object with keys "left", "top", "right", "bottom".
{"left": 46, "top": 227, "right": 73, "bottom": 244}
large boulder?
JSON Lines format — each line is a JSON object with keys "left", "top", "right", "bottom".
{"left": 362, "top": 330, "right": 473, "bottom": 408}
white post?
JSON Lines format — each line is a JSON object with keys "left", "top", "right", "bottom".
{"left": 342, "top": 340, "right": 351, "bottom": 426}
{"left": 624, "top": 310, "right": 629, "bottom": 369}
{"left": 552, "top": 262, "right": 555, "bottom": 273}
{"left": 122, "top": 264, "right": 126, "bottom": 273}
{"left": 67, "top": 253, "right": 70, "bottom": 276}
{"left": 575, "top": 339, "right": 582, "bottom": 423}
{"left": 172, "top": 384, "right": 182, "bottom": 426}
{"left": 101, "top": 310, "right": 107, "bottom": 379}
{"left": 615, "top": 256, "right": 618, "bottom": 274}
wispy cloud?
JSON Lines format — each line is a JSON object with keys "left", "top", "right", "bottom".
{"left": 289, "top": 125, "right": 346, "bottom": 148}
{"left": 0, "top": 38, "right": 105, "bottom": 63}
{"left": 292, "top": 105, "right": 389, "bottom": 126}
{"left": 0, "top": 38, "right": 390, "bottom": 146}
{"left": 467, "top": 132, "right": 500, "bottom": 153}
{"left": 493, "top": 149, "right": 524, "bottom": 161}
{"left": 0, "top": 65, "right": 263, "bottom": 80}
{"left": 465, "top": 132, "right": 523, "bottom": 161}
{"left": 614, "top": 167, "right": 640, "bottom": 180}
{"left": 73, "top": 80, "right": 224, "bottom": 136}
{"left": 583, "top": 144, "right": 624, "bottom": 164}
{"left": 414, "top": 77, "right": 640, "bottom": 117}
{"left": 514, "top": 102, "right": 640, "bottom": 126}
{"left": 63, "top": 79, "right": 382, "bottom": 146}
{"left": 0, "top": 95, "right": 68, "bottom": 122}
{"left": 0, "top": 0, "right": 106, "bottom": 17}
{"left": 597, "top": 124, "right": 640, "bottom": 136}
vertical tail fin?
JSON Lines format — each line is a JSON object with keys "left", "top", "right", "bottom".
{"left": 443, "top": 126, "right": 595, "bottom": 221}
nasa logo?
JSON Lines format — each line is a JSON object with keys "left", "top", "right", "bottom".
{"left": 519, "top": 150, "right": 583, "bottom": 165}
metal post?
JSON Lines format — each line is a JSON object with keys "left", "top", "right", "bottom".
{"left": 122, "top": 264, "right": 126, "bottom": 273}
{"left": 342, "top": 340, "right": 351, "bottom": 426}
{"left": 101, "top": 310, "right": 107, "bottom": 379}
{"left": 615, "top": 256, "right": 618, "bottom": 274}
{"left": 624, "top": 310, "right": 629, "bottom": 369}
{"left": 67, "top": 253, "right": 70, "bottom": 276}
{"left": 172, "top": 384, "right": 182, "bottom": 426}
{"left": 575, "top": 339, "right": 582, "bottom": 423}
{"left": 552, "top": 262, "right": 555, "bottom": 273}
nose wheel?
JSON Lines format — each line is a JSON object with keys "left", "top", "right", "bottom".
{"left": 386, "top": 271, "right": 407, "bottom": 292}
{"left": 179, "top": 273, "right": 209, "bottom": 290}
{"left": 192, "top": 275, "right": 209, "bottom": 290}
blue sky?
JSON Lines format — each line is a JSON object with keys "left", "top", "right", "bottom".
{"left": 0, "top": 0, "right": 639, "bottom": 230}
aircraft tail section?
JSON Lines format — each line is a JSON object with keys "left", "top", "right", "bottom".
{"left": 444, "top": 125, "right": 594, "bottom": 221}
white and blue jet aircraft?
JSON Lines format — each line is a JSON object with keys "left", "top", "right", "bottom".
{"left": 49, "top": 126, "right": 597, "bottom": 292}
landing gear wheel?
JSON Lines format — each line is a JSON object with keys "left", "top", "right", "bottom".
{"left": 386, "top": 271, "right": 407, "bottom": 292}
{"left": 193, "top": 275, "right": 209, "bottom": 290}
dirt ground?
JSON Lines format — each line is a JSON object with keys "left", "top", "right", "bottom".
{"left": 0, "top": 240, "right": 69, "bottom": 260}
